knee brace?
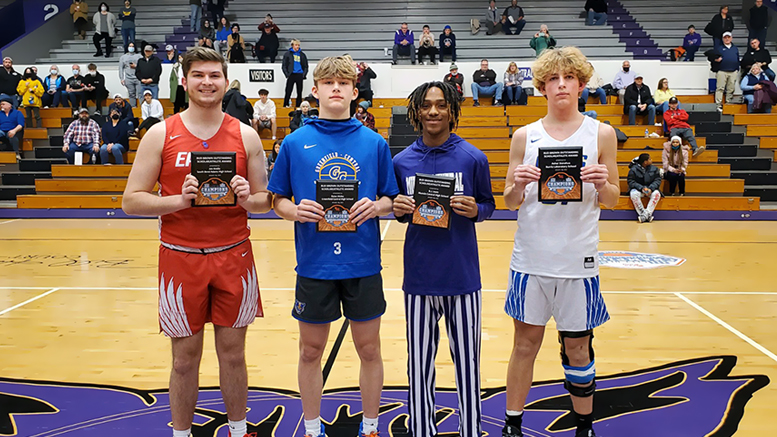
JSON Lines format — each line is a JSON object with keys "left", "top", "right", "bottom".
{"left": 559, "top": 330, "right": 596, "bottom": 397}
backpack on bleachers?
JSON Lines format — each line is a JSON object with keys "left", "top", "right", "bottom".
{"left": 667, "top": 47, "right": 686, "bottom": 62}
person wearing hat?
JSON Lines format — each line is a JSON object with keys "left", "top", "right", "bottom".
{"left": 62, "top": 107, "right": 101, "bottom": 164}
{"left": 713, "top": 31, "right": 739, "bottom": 112}
{"left": 662, "top": 135, "right": 689, "bottom": 196}
{"left": 99, "top": 106, "right": 130, "bottom": 164}
{"left": 0, "top": 94, "right": 25, "bottom": 161}
{"left": 704, "top": 5, "right": 734, "bottom": 52}
{"left": 623, "top": 72, "right": 656, "bottom": 126}
{"left": 135, "top": 45, "right": 162, "bottom": 99}
{"left": 92, "top": 2, "right": 117, "bottom": 58}
{"left": 664, "top": 96, "right": 703, "bottom": 156}
{"left": 529, "top": 24, "right": 556, "bottom": 57}
{"left": 444, "top": 63, "right": 465, "bottom": 101}
{"left": 162, "top": 44, "right": 178, "bottom": 64}
{"left": 108, "top": 93, "right": 134, "bottom": 128}
{"left": 133, "top": 89, "right": 163, "bottom": 138}
{"left": 0, "top": 57, "right": 21, "bottom": 109}
{"left": 439, "top": 25, "right": 457, "bottom": 62}
{"left": 354, "top": 100, "right": 375, "bottom": 131}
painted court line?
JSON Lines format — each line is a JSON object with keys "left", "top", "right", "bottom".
{"left": 0, "top": 288, "right": 60, "bottom": 317}
{"left": 380, "top": 220, "right": 391, "bottom": 242}
{"left": 0, "top": 219, "right": 19, "bottom": 225}
{"left": 675, "top": 292, "right": 777, "bottom": 364}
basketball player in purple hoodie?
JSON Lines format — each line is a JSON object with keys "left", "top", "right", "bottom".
{"left": 392, "top": 81, "right": 495, "bottom": 437}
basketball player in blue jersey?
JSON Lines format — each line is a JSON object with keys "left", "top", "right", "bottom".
{"left": 501, "top": 47, "right": 620, "bottom": 437}
{"left": 392, "top": 81, "right": 495, "bottom": 437}
{"left": 267, "top": 56, "right": 399, "bottom": 437}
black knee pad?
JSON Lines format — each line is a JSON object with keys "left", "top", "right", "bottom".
{"left": 564, "top": 379, "right": 596, "bottom": 398}
{"left": 558, "top": 329, "right": 594, "bottom": 365}
{"left": 559, "top": 330, "right": 596, "bottom": 394}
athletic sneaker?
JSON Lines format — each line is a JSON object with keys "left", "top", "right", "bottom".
{"left": 358, "top": 422, "right": 378, "bottom": 437}
{"left": 647, "top": 214, "right": 654, "bottom": 223}
{"left": 637, "top": 214, "right": 646, "bottom": 223}
{"left": 473, "top": 101, "right": 480, "bottom": 107}
{"left": 502, "top": 424, "right": 523, "bottom": 437}
{"left": 693, "top": 146, "right": 706, "bottom": 157}
{"left": 304, "top": 422, "right": 326, "bottom": 437}
{"left": 575, "top": 428, "right": 596, "bottom": 437}
{"left": 228, "top": 432, "right": 257, "bottom": 437}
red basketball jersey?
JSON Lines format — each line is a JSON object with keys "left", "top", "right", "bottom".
{"left": 158, "top": 113, "right": 250, "bottom": 248}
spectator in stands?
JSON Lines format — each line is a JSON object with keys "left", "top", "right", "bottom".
{"left": 31, "top": 67, "right": 44, "bottom": 89}
{"left": 267, "top": 139, "right": 281, "bottom": 176}
{"left": 119, "top": 42, "right": 142, "bottom": 107}
{"left": 136, "top": 45, "right": 162, "bottom": 99}
{"left": 444, "top": 63, "right": 465, "bottom": 101}
{"left": 356, "top": 61, "right": 376, "bottom": 110}
{"left": 189, "top": 0, "right": 201, "bottom": 33}
{"left": 503, "top": 0, "right": 526, "bottom": 35}
{"left": 584, "top": 0, "right": 608, "bottom": 26}
{"left": 471, "top": 59, "right": 503, "bottom": 106}
{"left": 582, "top": 61, "right": 606, "bottom": 104}
{"left": 17, "top": 67, "right": 44, "bottom": 128}
{"left": 170, "top": 54, "right": 187, "bottom": 113}
{"left": 288, "top": 100, "right": 318, "bottom": 132}
{"left": 741, "top": 38, "right": 775, "bottom": 81}
{"left": 92, "top": 3, "right": 116, "bottom": 58}
{"left": 627, "top": 153, "right": 662, "bottom": 223}
{"left": 108, "top": 94, "right": 133, "bottom": 129}
{"left": 529, "top": 24, "right": 556, "bottom": 57}
{"left": 207, "top": 0, "right": 226, "bottom": 27}
{"left": 613, "top": 60, "right": 635, "bottom": 103}
{"left": 42, "top": 65, "right": 67, "bottom": 108}
{"left": 741, "top": 63, "right": 773, "bottom": 113}
{"left": 66, "top": 65, "right": 88, "bottom": 114}
{"left": 252, "top": 89, "right": 277, "bottom": 139}
{"left": 662, "top": 136, "right": 688, "bottom": 196}
{"left": 258, "top": 14, "right": 280, "bottom": 33}
{"left": 355, "top": 101, "right": 376, "bottom": 131}
{"left": 223, "top": 80, "right": 252, "bottom": 125}
{"left": 714, "top": 32, "right": 739, "bottom": 112}
{"left": 282, "top": 39, "right": 308, "bottom": 108}
{"left": 748, "top": 0, "right": 770, "bottom": 48}
{"left": 100, "top": 107, "right": 130, "bottom": 164}
{"left": 0, "top": 95, "right": 24, "bottom": 160}
{"left": 664, "top": 97, "right": 703, "bottom": 155}
{"left": 215, "top": 17, "right": 230, "bottom": 55}
{"left": 162, "top": 45, "right": 178, "bottom": 63}
{"left": 485, "top": 0, "right": 506, "bottom": 35}
{"left": 70, "top": 0, "right": 89, "bottom": 40}
{"left": 256, "top": 22, "right": 280, "bottom": 63}
{"left": 705, "top": 5, "right": 734, "bottom": 52}
{"left": 503, "top": 62, "right": 524, "bottom": 105}
{"left": 683, "top": 25, "right": 702, "bottom": 61}
{"left": 83, "top": 63, "right": 108, "bottom": 115}
{"left": 227, "top": 23, "right": 246, "bottom": 63}
{"left": 653, "top": 78, "right": 678, "bottom": 114}
{"left": 624, "top": 73, "right": 656, "bottom": 125}
{"left": 417, "top": 25, "right": 438, "bottom": 65}
{"left": 0, "top": 57, "right": 21, "bottom": 109}
{"left": 119, "top": 0, "right": 136, "bottom": 54}
{"left": 439, "top": 25, "right": 456, "bottom": 62}
{"left": 198, "top": 20, "right": 215, "bottom": 49}
{"left": 63, "top": 107, "right": 101, "bottom": 164}
{"left": 393, "top": 23, "right": 415, "bottom": 64}
{"left": 578, "top": 96, "right": 597, "bottom": 119}
{"left": 134, "top": 90, "right": 162, "bottom": 137}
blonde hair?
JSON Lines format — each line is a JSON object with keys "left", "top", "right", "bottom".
{"left": 300, "top": 101, "right": 311, "bottom": 109}
{"left": 531, "top": 46, "right": 592, "bottom": 91}
{"left": 182, "top": 46, "right": 228, "bottom": 79}
{"left": 506, "top": 62, "right": 518, "bottom": 74}
{"left": 313, "top": 56, "right": 358, "bottom": 86}
{"left": 291, "top": 38, "right": 301, "bottom": 46}
{"left": 229, "top": 79, "right": 240, "bottom": 91}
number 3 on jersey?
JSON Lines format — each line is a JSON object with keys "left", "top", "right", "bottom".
{"left": 333, "top": 242, "right": 342, "bottom": 255}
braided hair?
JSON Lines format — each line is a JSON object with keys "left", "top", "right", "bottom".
{"left": 406, "top": 81, "right": 461, "bottom": 133}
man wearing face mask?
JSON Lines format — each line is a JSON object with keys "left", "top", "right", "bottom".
{"left": 136, "top": 45, "right": 162, "bottom": 99}
{"left": 119, "top": 42, "right": 142, "bottom": 107}
{"left": 66, "top": 64, "right": 88, "bottom": 115}
{"left": 108, "top": 93, "right": 134, "bottom": 129}
{"left": 62, "top": 107, "right": 101, "bottom": 164}
{"left": 612, "top": 60, "right": 635, "bottom": 103}
{"left": 0, "top": 57, "right": 21, "bottom": 109}
{"left": 83, "top": 63, "right": 108, "bottom": 115}
{"left": 100, "top": 107, "right": 130, "bottom": 164}
{"left": 42, "top": 65, "right": 67, "bottom": 108}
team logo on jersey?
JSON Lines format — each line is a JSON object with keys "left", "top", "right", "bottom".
{"left": 315, "top": 153, "right": 360, "bottom": 180}
{"left": 417, "top": 200, "right": 445, "bottom": 223}
{"left": 599, "top": 251, "right": 686, "bottom": 269}
{"left": 323, "top": 205, "right": 351, "bottom": 228}
{"left": 199, "top": 178, "right": 230, "bottom": 201}
{"left": 294, "top": 299, "right": 306, "bottom": 315}
{"left": 0, "top": 356, "right": 766, "bottom": 436}
{"left": 545, "top": 172, "right": 577, "bottom": 196}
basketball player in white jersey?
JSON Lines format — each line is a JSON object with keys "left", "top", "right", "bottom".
{"left": 501, "top": 47, "right": 620, "bottom": 437}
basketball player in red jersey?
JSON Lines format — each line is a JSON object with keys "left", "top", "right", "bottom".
{"left": 122, "top": 47, "right": 272, "bottom": 437}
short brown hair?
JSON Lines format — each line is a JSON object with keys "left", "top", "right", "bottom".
{"left": 531, "top": 46, "right": 592, "bottom": 91}
{"left": 313, "top": 56, "right": 358, "bottom": 86}
{"left": 182, "top": 46, "right": 228, "bottom": 79}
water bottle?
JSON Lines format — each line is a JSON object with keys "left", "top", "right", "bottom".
{"left": 644, "top": 128, "right": 649, "bottom": 138}
{"left": 91, "top": 153, "right": 96, "bottom": 164}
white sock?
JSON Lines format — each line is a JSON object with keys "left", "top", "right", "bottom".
{"left": 172, "top": 429, "right": 191, "bottom": 437}
{"left": 229, "top": 419, "right": 247, "bottom": 437}
{"left": 304, "top": 417, "right": 322, "bottom": 437}
{"left": 361, "top": 416, "right": 378, "bottom": 435}
{"left": 506, "top": 409, "right": 523, "bottom": 416}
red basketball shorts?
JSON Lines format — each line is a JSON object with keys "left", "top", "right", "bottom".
{"left": 157, "top": 239, "right": 263, "bottom": 337}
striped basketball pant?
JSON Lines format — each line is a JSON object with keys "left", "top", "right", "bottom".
{"left": 404, "top": 291, "right": 482, "bottom": 437}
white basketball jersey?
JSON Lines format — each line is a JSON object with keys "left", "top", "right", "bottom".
{"left": 510, "top": 116, "right": 601, "bottom": 278}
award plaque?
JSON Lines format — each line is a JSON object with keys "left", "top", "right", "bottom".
{"left": 412, "top": 173, "right": 454, "bottom": 229}
{"left": 538, "top": 147, "right": 583, "bottom": 202}
{"left": 190, "top": 152, "right": 237, "bottom": 207}
{"left": 316, "top": 179, "right": 359, "bottom": 232}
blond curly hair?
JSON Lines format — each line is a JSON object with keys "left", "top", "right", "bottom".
{"left": 531, "top": 46, "right": 593, "bottom": 92}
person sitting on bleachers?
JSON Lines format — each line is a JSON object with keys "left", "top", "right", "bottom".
{"left": 83, "top": 63, "right": 108, "bottom": 115}
{"left": 683, "top": 25, "right": 702, "bottom": 61}
{"left": 215, "top": 17, "right": 230, "bottom": 56}
{"left": 99, "top": 107, "right": 130, "bottom": 165}
{"left": 66, "top": 65, "right": 88, "bottom": 115}
{"left": 578, "top": 96, "right": 597, "bottom": 119}
{"left": 198, "top": 20, "right": 215, "bottom": 50}
{"left": 664, "top": 97, "right": 703, "bottom": 156}
{"left": 503, "top": 62, "right": 524, "bottom": 105}
{"left": 444, "top": 63, "right": 465, "bottom": 101}
{"left": 355, "top": 101, "right": 376, "bottom": 131}
{"left": 439, "top": 26, "right": 456, "bottom": 62}
{"left": 355, "top": 61, "right": 377, "bottom": 111}
{"left": 623, "top": 73, "right": 656, "bottom": 125}
{"left": 63, "top": 107, "right": 101, "bottom": 164}
{"left": 42, "top": 65, "right": 67, "bottom": 108}
{"left": 612, "top": 60, "right": 635, "bottom": 103}
{"left": 252, "top": 88, "right": 277, "bottom": 139}
{"left": 529, "top": 24, "right": 556, "bottom": 57}
{"left": 741, "top": 63, "right": 774, "bottom": 114}
{"left": 288, "top": 101, "right": 318, "bottom": 132}
{"left": 662, "top": 135, "right": 689, "bottom": 196}
{"left": 227, "top": 23, "right": 246, "bottom": 63}
{"left": 161, "top": 45, "right": 178, "bottom": 64}
{"left": 584, "top": 0, "right": 607, "bottom": 26}
{"left": 255, "top": 21, "right": 280, "bottom": 63}
{"left": 740, "top": 38, "right": 775, "bottom": 81}
{"left": 582, "top": 61, "right": 606, "bottom": 104}
{"left": 471, "top": 59, "right": 503, "bottom": 107}
{"left": 133, "top": 90, "right": 162, "bottom": 138}
{"left": 0, "top": 95, "right": 24, "bottom": 160}
{"left": 627, "top": 153, "right": 662, "bottom": 223}
{"left": 17, "top": 67, "right": 44, "bottom": 128}
{"left": 258, "top": 14, "right": 280, "bottom": 33}
{"left": 653, "top": 78, "right": 678, "bottom": 114}
{"left": 393, "top": 22, "right": 415, "bottom": 65}
{"left": 108, "top": 93, "right": 134, "bottom": 130}
{"left": 417, "top": 25, "right": 439, "bottom": 65}
{"left": 267, "top": 139, "right": 281, "bottom": 177}
{"left": 484, "top": 0, "right": 506, "bottom": 35}
{"left": 70, "top": 0, "right": 89, "bottom": 40}
{"left": 503, "top": 0, "right": 526, "bottom": 35}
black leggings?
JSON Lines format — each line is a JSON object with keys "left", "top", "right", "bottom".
{"left": 173, "top": 85, "right": 188, "bottom": 113}
{"left": 93, "top": 32, "right": 112, "bottom": 55}
{"left": 284, "top": 73, "right": 304, "bottom": 108}
{"left": 664, "top": 171, "right": 685, "bottom": 195}
{"left": 137, "top": 116, "right": 161, "bottom": 135}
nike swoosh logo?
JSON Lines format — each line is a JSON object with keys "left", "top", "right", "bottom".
{"left": 304, "top": 144, "right": 317, "bottom": 149}
{"left": 169, "top": 135, "right": 182, "bottom": 140}
{"left": 241, "top": 251, "right": 248, "bottom": 257}
{"left": 530, "top": 138, "right": 540, "bottom": 143}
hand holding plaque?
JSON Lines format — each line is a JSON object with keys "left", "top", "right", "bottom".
{"left": 412, "top": 173, "right": 454, "bottom": 229}
{"left": 316, "top": 179, "right": 359, "bottom": 232}
{"left": 190, "top": 152, "right": 237, "bottom": 207}
{"left": 538, "top": 147, "right": 583, "bottom": 202}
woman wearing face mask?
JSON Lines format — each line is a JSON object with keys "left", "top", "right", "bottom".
{"left": 227, "top": 23, "right": 246, "bottom": 63}
{"left": 42, "top": 66, "right": 67, "bottom": 108}
{"left": 17, "top": 67, "right": 44, "bottom": 128}
{"left": 70, "top": 0, "right": 89, "bottom": 40}
{"left": 169, "top": 54, "right": 188, "bottom": 114}
{"left": 99, "top": 108, "right": 130, "bottom": 164}
{"left": 119, "top": 0, "right": 137, "bottom": 54}
{"left": 92, "top": 2, "right": 116, "bottom": 58}
{"left": 662, "top": 135, "right": 689, "bottom": 196}
{"left": 198, "top": 19, "right": 215, "bottom": 49}
{"left": 119, "top": 42, "right": 142, "bottom": 107}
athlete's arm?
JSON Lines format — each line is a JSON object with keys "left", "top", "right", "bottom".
{"left": 503, "top": 126, "right": 540, "bottom": 210}
{"left": 582, "top": 122, "right": 620, "bottom": 209}
{"left": 274, "top": 196, "right": 324, "bottom": 223}
{"left": 232, "top": 123, "right": 273, "bottom": 213}
{"left": 122, "top": 122, "right": 195, "bottom": 216}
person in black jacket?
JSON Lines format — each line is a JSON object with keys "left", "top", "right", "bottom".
{"left": 705, "top": 5, "right": 734, "bottom": 52}
{"left": 584, "top": 0, "right": 608, "bottom": 26}
{"left": 281, "top": 39, "right": 308, "bottom": 108}
{"left": 623, "top": 74, "right": 655, "bottom": 125}
{"left": 135, "top": 45, "right": 162, "bottom": 99}
{"left": 0, "top": 57, "right": 21, "bottom": 109}
{"left": 255, "top": 25, "right": 280, "bottom": 63}
{"left": 99, "top": 107, "right": 130, "bottom": 164}
{"left": 748, "top": 0, "right": 770, "bottom": 48}
{"left": 470, "top": 59, "right": 503, "bottom": 106}
{"left": 741, "top": 37, "right": 774, "bottom": 80}
{"left": 351, "top": 61, "right": 376, "bottom": 115}
{"left": 222, "top": 80, "right": 252, "bottom": 126}
{"left": 83, "top": 63, "right": 108, "bottom": 115}
{"left": 439, "top": 25, "right": 456, "bottom": 62}
{"left": 627, "top": 153, "right": 662, "bottom": 223}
